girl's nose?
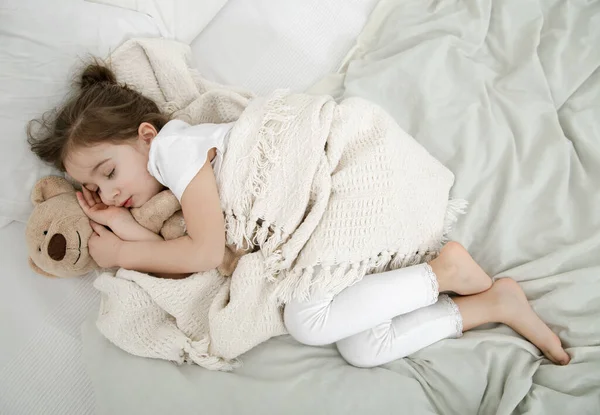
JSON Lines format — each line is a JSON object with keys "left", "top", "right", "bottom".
{"left": 101, "top": 187, "right": 120, "bottom": 206}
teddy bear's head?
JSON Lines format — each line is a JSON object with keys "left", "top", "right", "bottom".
{"left": 25, "top": 176, "right": 97, "bottom": 278}
{"left": 26, "top": 176, "right": 244, "bottom": 279}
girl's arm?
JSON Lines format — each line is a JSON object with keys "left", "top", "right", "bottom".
{"left": 77, "top": 189, "right": 167, "bottom": 243}
{"left": 109, "top": 218, "right": 191, "bottom": 279}
{"left": 116, "top": 153, "right": 225, "bottom": 274}
{"left": 109, "top": 215, "right": 164, "bottom": 242}
{"left": 77, "top": 190, "right": 191, "bottom": 279}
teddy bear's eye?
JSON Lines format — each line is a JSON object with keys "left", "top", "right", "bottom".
{"left": 43, "top": 231, "right": 48, "bottom": 235}
{"left": 38, "top": 247, "right": 41, "bottom": 252}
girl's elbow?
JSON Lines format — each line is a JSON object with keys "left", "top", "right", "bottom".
{"left": 209, "top": 243, "right": 226, "bottom": 270}
{"left": 194, "top": 243, "right": 225, "bottom": 272}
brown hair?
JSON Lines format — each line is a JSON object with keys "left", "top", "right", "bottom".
{"left": 28, "top": 59, "right": 170, "bottom": 171}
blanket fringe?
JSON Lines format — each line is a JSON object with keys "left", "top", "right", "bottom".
{"left": 442, "top": 198, "right": 468, "bottom": 243}
{"left": 181, "top": 337, "right": 240, "bottom": 371}
{"left": 271, "top": 198, "right": 468, "bottom": 304}
{"left": 225, "top": 90, "right": 295, "bottom": 253}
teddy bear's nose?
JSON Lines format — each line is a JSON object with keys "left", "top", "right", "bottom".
{"left": 48, "top": 233, "right": 67, "bottom": 261}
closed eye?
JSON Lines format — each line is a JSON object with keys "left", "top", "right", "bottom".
{"left": 107, "top": 169, "right": 115, "bottom": 179}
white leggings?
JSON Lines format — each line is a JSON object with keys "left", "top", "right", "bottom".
{"left": 283, "top": 263, "right": 463, "bottom": 368}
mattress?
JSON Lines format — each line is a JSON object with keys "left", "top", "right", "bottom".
{"left": 0, "top": 0, "right": 378, "bottom": 413}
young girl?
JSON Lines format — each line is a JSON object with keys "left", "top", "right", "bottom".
{"left": 28, "top": 62, "right": 570, "bottom": 368}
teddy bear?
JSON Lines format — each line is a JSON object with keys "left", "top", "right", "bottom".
{"left": 25, "top": 175, "right": 240, "bottom": 278}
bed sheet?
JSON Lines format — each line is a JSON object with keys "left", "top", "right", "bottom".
{"left": 315, "top": 0, "right": 600, "bottom": 412}
{"left": 0, "top": 222, "right": 99, "bottom": 414}
{"left": 82, "top": 1, "right": 600, "bottom": 414}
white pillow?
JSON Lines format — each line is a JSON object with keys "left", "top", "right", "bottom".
{"left": 189, "top": 0, "right": 380, "bottom": 95}
{"left": 85, "top": 0, "right": 229, "bottom": 44}
{"left": 0, "top": 0, "right": 161, "bottom": 227}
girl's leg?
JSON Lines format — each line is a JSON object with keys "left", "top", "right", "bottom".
{"left": 454, "top": 278, "right": 570, "bottom": 365}
{"left": 337, "top": 279, "right": 570, "bottom": 368}
{"left": 284, "top": 242, "right": 491, "bottom": 346}
{"left": 337, "top": 294, "right": 462, "bottom": 367}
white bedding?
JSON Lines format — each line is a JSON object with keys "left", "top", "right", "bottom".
{"left": 82, "top": 1, "right": 600, "bottom": 414}
{"left": 85, "top": 0, "right": 228, "bottom": 44}
{"left": 0, "top": 222, "right": 98, "bottom": 414}
{"left": 190, "top": 0, "right": 377, "bottom": 95}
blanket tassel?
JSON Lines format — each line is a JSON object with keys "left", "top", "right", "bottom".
{"left": 181, "top": 338, "right": 240, "bottom": 372}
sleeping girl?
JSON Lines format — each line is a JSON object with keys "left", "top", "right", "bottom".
{"left": 27, "top": 61, "right": 570, "bottom": 368}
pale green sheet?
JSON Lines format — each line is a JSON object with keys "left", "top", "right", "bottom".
{"left": 82, "top": 0, "right": 600, "bottom": 413}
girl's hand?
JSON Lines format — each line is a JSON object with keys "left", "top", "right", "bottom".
{"left": 89, "top": 221, "right": 123, "bottom": 268}
{"left": 77, "top": 187, "right": 133, "bottom": 229}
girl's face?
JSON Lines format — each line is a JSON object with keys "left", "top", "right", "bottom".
{"left": 64, "top": 123, "right": 163, "bottom": 208}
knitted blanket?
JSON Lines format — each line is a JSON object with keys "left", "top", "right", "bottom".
{"left": 93, "top": 38, "right": 464, "bottom": 371}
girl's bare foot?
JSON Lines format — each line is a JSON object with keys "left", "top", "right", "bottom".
{"left": 429, "top": 241, "right": 492, "bottom": 295}
{"left": 490, "top": 278, "right": 570, "bottom": 365}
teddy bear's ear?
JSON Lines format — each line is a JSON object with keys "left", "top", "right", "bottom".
{"left": 31, "top": 176, "right": 75, "bottom": 206}
{"left": 28, "top": 257, "right": 57, "bottom": 278}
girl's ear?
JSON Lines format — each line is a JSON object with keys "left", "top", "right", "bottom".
{"left": 138, "top": 122, "right": 158, "bottom": 145}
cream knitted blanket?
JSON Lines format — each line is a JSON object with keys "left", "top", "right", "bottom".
{"left": 93, "top": 38, "right": 465, "bottom": 371}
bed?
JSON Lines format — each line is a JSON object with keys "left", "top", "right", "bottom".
{"left": 1, "top": 0, "right": 599, "bottom": 414}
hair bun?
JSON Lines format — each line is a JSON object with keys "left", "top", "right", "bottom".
{"left": 79, "top": 62, "right": 117, "bottom": 89}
